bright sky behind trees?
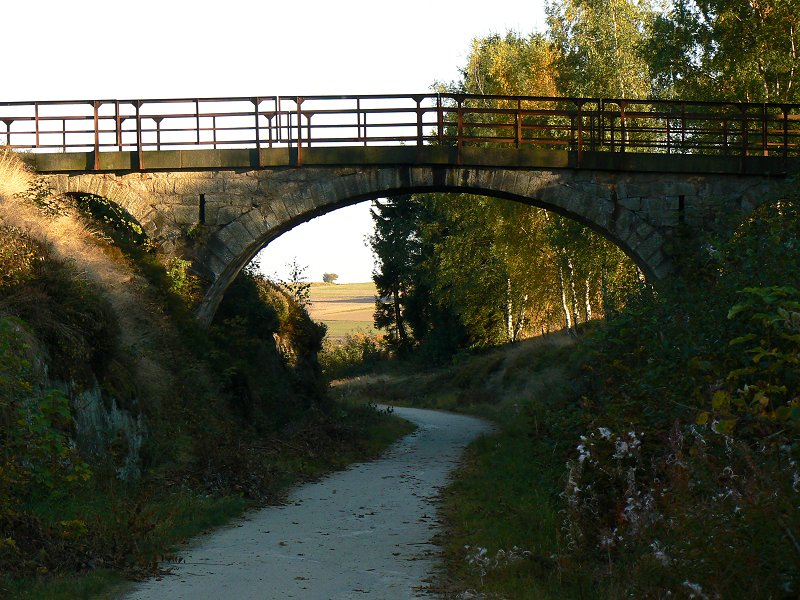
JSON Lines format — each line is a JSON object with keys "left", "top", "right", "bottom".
{"left": 5, "top": 0, "right": 545, "bottom": 282}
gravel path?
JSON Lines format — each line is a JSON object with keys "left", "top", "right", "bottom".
{"left": 120, "top": 406, "right": 491, "bottom": 600}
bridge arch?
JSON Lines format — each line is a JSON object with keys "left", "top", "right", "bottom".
{"left": 44, "top": 173, "right": 185, "bottom": 253}
{"left": 195, "top": 165, "right": 670, "bottom": 324}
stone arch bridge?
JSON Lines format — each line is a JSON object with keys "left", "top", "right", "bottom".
{"left": 5, "top": 94, "right": 798, "bottom": 323}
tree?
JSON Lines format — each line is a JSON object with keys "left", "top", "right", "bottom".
{"left": 322, "top": 273, "right": 338, "bottom": 284}
{"left": 546, "top": 0, "right": 655, "bottom": 98}
{"left": 369, "top": 196, "right": 422, "bottom": 353}
{"left": 278, "top": 259, "right": 311, "bottom": 309}
{"left": 646, "top": 0, "right": 800, "bottom": 102}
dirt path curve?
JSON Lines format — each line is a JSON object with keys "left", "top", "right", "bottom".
{"left": 121, "top": 407, "right": 491, "bottom": 600}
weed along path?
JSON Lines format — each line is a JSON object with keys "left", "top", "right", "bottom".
{"left": 120, "top": 407, "right": 491, "bottom": 600}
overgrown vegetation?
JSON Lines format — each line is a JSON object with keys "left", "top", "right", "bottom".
{"left": 358, "top": 2, "right": 800, "bottom": 596}
{"left": 344, "top": 197, "right": 800, "bottom": 597}
{"left": 0, "top": 155, "right": 410, "bottom": 598}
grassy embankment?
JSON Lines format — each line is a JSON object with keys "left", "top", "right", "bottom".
{"left": 0, "top": 150, "right": 412, "bottom": 600}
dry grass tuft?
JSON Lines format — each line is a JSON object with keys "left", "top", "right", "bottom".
{"left": 0, "top": 148, "right": 34, "bottom": 199}
{"left": 0, "top": 151, "right": 179, "bottom": 405}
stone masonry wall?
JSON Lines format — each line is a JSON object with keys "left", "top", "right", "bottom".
{"left": 41, "top": 165, "right": 795, "bottom": 324}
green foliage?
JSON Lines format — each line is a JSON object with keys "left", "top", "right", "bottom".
{"left": 460, "top": 31, "right": 558, "bottom": 97}
{"left": 560, "top": 199, "right": 800, "bottom": 596}
{"left": 15, "top": 180, "right": 65, "bottom": 218}
{"left": 370, "top": 191, "right": 638, "bottom": 354}
{"left": 0, "top": 318, "right": 92, "bottom": 556}
{"left": 71, "top": 194, "right": 150, "bottom": 249}
{"left": 210, "top": 266, "right": 326, "bottom": 425}
{"left": 546, "top": 0, "right": 655, "bottom": 98}
{"left": 370, "top": 195, "right": 422, "bottom": 353}
{"left": 278, "top": 259, "right": 312, "bottom": 309}
{"left": 646, "top": 0, "right": 800, "bottom": 102}
{"left": 703, "top": 286, "right": 800, "bottom": 428}
{"left": 165, "top": 257, "right": 200, "bottom": 302}
{"left": 319, "top": 332, "right": 386, "bottom": 379}
{"left": 0, "top": 225, "right": 44, "bottom": 289}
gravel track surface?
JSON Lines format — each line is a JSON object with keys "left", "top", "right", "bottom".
{"left": 121, "top": 406, "right": 490, "bottom": 600}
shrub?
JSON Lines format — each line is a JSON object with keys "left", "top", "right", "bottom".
{"left": 319, "top": 332, "right": 386, "bottom": 379}
{"left": 558, "top": 199, "right": 800, "bottom": 596}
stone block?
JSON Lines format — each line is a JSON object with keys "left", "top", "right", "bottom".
{"left": 170, "top": 205, "right": 200, "bottom": 226}
{"left": 237, "top": 210, "right": 268, "bottom": 240}
{"left": 216, "top": 220, "right": 250, "bottom": 255}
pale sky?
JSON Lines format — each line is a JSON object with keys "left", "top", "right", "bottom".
{"left": 5, "top": 0, "right": 545, "bottom": 283}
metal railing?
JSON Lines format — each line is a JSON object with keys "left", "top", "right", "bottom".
{"left": 2, "top": 94, "right": 799, "bottom": 169}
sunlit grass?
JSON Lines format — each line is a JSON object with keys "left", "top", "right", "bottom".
{"left": 0, "top": 148, "right": 33, "bottom": 198}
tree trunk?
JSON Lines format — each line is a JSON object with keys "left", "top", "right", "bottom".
{"left": 584, "top": 275, "right": 592, "bottom": 321}
{"left": 567, "top": 255, "right": 580, "bottom": 332}
{"left": 558, "top": 264, "right": 573, "bottom": 334}
{"left": 393, "top": 285, "right": 408, "bottom": 349}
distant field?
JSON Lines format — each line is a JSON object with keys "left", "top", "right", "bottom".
{"left": 307, "top": 282, "right": 378, "bottom": 341}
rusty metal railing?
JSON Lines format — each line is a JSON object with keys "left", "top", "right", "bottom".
{"left": 1, "top": 94, "right": 799, "bottom": 169}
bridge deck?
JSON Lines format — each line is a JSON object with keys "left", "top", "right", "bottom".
{"left": 26, "top": 146, "right": 798, "bottom": 176}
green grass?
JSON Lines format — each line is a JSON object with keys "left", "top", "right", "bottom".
{"left": 3, "top": 571, "right": 128, "bottom": 600}
{"left": 333, "top": 335, "right": 588, "bottom": 598}
{"left": 323, "top": 320, "right": 377, "bottom": 339}
{"left": 308, "top": 281, "right": 376, "bottom": 298}
{"left": 438, "top": 422, "right": 588, "bottom": 599}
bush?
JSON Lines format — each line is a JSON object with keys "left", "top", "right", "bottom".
{"left": 557, "top": 199, "right": 800, "bottom": 596}
{"left": 319, "top": 332, "right": 386, "bottom": 379}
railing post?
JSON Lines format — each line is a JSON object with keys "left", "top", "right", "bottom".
{"left": 681, "top": 102, "right": 686, "bottom": 150}
{"left": 356, "top": 98, "right": 364, "bottom": 146}
{"left": 457, "top": 97, "right": 463, "bottom": 164}
{"left": 154, "top": 116, "right": 163, "bottom": 151}
{"left": 619, "top": 100, "right": 627, "bottom": 153}
{"left": 784, "top": 105, "right": 790, "bottom": 160}
{"left": 296, "top": 96, "right": 303, "bottom": 166}
{"left": 115, "top": 100, "right": 122, "bottom": 151}
{"left": 276, "top": 96, "right": 282, "bottom": 144}
{"left": 195, "top": 99, "right": 201, "bottom": 145}
{"left": 416, "top": 96, "right": 423, "bottom": 146}
{"left": 253, "top": 97, "right": 262, "bottom": 167}
{"left": 2, "top": 120, "right": 12, "bottom": 148}
{"left": 762, "top": 103, "right": 769, "bottom": 156}
{"left": 437, "top": 93, "right": 444, "bottom": 145}
{"left": 136, "top": 100, "right": 143, "bottom": 170}
{"left": 576, "top": 100, "right": 583, "bottom": 167}
{"left": 34, "top": 103, "right": 40, "bottom": 148}
{"left": 666, "top": 116, "right": 671, "bottom": 155}
{"left": 607, "top": 101, "right": 616, "bottom": 153}
{"left": 741, "top": 105, "right": 749, "bottom": 157}
{"left": 212, "top": 115, "right": 217, "bottom": 149}
{"left": 93, "top": 100, "right": 101, "bottom": 170}
{"left": 515, "top": 99, "right": 522, "bottom": 148}
{"left": 722, "top": 118, "right": 728, "bottom": 155}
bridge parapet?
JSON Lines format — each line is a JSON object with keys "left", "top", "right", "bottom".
{"left": 4, "top": 94, "right": 800, "bottom": 172}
